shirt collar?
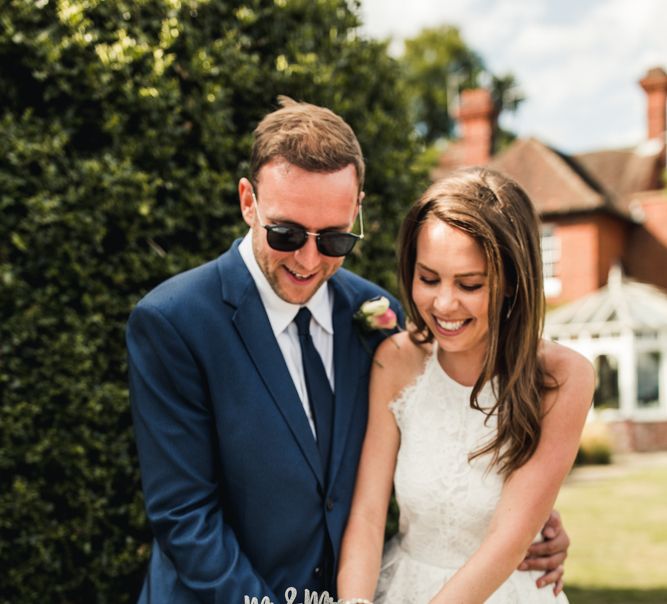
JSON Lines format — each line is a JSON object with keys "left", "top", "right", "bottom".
{"left": 239, "top": 232, "right": 334, "bottom": 337}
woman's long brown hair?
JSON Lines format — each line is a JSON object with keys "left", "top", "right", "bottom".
{"left": 398, "top": 167, "right": 554, "bottom": 478}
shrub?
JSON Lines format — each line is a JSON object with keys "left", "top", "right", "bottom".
{"left": 0, "top": 1, "right": 425, "bottom": 601}
{"left": 575, "top": 421, "right": 613, "bottom": 466}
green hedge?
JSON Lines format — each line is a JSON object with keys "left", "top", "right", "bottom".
{"left": 0, "top": 1, "right": 426, "bottom": 601}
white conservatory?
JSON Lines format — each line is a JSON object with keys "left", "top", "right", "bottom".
{"left": 544, "top": 266, "right": 667, "bottom": 451}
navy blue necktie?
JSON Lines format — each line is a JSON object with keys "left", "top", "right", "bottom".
{"left": 294, "top": 307, "right": 333, "bottom": 471}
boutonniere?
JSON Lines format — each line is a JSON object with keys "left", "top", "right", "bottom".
{"left": 354, "top": 296, "right": 398, "bottom": 332}
{"left": 354, "top": 296, "right": 401, "bottom": 367}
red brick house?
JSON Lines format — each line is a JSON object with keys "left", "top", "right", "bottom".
{"left": 435, "top": 67, "right": 667, "bottom": 451}
{"left": 436, "top": 67, "right": 667, "bottom": 305}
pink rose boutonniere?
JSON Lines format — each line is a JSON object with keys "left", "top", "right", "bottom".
{"left": 354, "top": 296, "right": 400, "bottom": 366}
{"left": 354, "top": 295, "right": 398, "bottom": 331}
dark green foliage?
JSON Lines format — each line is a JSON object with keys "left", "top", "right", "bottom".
{"left": 0, "top": 1, "right": 425, "bottom": 601}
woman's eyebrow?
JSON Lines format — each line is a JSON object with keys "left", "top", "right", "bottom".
{"left": 415, "top": 261, "right": 437, "bottom": 273}
{"left": 415, "top": 262, "right": 486, "bottom": 278}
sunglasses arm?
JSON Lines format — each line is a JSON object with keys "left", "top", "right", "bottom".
{"left": 357, "top": 201, "right": 365, "bottom": 240}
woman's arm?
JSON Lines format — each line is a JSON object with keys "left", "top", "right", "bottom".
{"left": 337, "top": 332, "right": 424, "bottom": 600}
{"left": 520, "top": 509, "right": 569, "bottom": 594}
{"left": 429, "top": 344, "right": 594, "bottom": 604}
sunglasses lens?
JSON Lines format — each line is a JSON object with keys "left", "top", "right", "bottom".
{"left": 317, "top": 232, "right": 358, "bottom": 257}
{"left": 265, "top": 225, "right": 358, "bottom": 257}
{"left": 265, "top": 225, "right": 307, "bottom": 251}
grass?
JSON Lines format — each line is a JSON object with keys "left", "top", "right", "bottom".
{"left": 555, "top": 456, "right": 667, "bottom": 604}
{"left": 565, "top": 587, "right": 667, "bottom": 604}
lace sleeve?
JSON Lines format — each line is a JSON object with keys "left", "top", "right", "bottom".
{"left": 387, "top": 347, "right": 433, "bottom": 431}
{"left": 388, "top": 381, "right": 418, "bottom": 430}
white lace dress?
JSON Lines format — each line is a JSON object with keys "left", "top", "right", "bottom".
{"left": 375, "top": 350, "right": 568, "bottom": 604}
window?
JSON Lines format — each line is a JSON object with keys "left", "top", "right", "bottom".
{"left": 540, "top": 224, "right": 561, "bottom": 298}
{"left": 637, "top": 351, "right": 660, "bottom": 408}
{"left": 593, "top": 354, "right": 620, "bottom": 410}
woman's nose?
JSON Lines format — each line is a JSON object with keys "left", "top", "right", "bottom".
{"left": 432, "top": 286, "right": 459, "bottom": 313}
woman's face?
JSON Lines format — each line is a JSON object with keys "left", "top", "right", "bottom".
{"left": 412, "top": 217, "right": 490, "bottom": 367}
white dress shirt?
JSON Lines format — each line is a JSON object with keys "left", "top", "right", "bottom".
{"left": 239, "top": 233, "right": 334, "bottom": 437}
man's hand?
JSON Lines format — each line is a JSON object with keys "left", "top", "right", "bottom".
{"left": 518, "top": 510, "right": 569, "bottom": 595}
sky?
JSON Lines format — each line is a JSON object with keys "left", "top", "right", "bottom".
{"left": 360, "top": 0, "right": 667, "bottom": 154}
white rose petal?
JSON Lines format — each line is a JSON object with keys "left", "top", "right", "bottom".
{"left": 360, "top": 296, "right": 389, "bottom": 317}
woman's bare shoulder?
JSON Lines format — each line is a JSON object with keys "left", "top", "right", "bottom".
{"left": 372, "top": 331, "right": 432, "bottom": 403}
{"left": 540, "top": 338, "right": 595, "bottom": 393}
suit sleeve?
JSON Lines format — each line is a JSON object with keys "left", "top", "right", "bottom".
{"left": 393, "top": 296, "right": 406, "bottom": 330}
{"left": 127, "top": 303, "right": 278, "bottom": 604}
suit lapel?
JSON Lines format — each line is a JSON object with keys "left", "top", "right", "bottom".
{"left": 219, "top": 244, "right": 324, "bottom": 486}
{"left": 327, "top": 275, "right": 364, "bottom": 491}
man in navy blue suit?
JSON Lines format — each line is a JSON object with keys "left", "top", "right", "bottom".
{"left": 127, "top": 98, "right": 570, "bottom": 604}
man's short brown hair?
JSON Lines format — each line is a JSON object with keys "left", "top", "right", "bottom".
{"left": 250, "top": 96, "right": 365, "bottom": 192}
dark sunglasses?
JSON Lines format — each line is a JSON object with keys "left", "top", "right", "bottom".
{"left": 252, "top": 192, "right": 364, "bottom": 257}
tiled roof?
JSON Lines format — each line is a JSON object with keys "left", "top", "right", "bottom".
{"left": 489, "top": 138, "right": 620, "bottom": 217}
{"left": 488, "top": 137, "right": 663, "bottom": 219}
{"left": 575, "top": 141, "right": 663, "bottom": 200}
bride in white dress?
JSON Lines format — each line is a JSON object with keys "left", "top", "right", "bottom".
{"left": 337, "top": 168, "right": 594, "bottom": 604}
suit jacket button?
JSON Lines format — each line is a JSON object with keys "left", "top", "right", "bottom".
{"left": 326, "top": 498, "right": 334, "bottom": 511}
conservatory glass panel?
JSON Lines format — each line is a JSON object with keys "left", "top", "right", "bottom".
{"left": 593, "top": 354, "right": 620, "bottom": 410}
{"left": 637, "top": 351, "right": 660, "bottom": 408}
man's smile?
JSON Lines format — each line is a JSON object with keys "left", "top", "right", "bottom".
{"left": 284, "top": 266, "right": 317, "bottom": 282}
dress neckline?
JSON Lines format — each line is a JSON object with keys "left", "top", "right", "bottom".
{"left": 429, "top": 343, "right": 477, "bottom": 391}
{"left": 428, "top": 344, "right": 497, "bottom": 407}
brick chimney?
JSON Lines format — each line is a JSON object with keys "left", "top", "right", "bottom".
{"left": 639, "top": 66, "right": 667, "bottom": 165}
{"left": 456, "top": 88, "right": 497, "bottom": 166}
